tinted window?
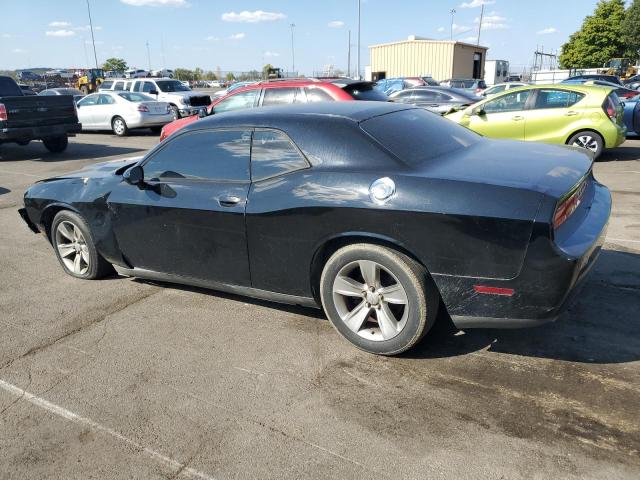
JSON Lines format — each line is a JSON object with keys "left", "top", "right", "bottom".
{"left": 144, "top": 129, "right": 251, "bottom": 182}
{"left": 142, "top": 82, "right": 155, "bottom": 93}
{"left": 344, "top": 83, "right": 388, "bottom": 101}
{"left": 118, "top": 92, "right": 154, "bottom": 102}
{"left": 487, "top": 85, "right": 506, "bottom": 95}
{"left": 305, "top": 87, "right": 333, "bottom": 102}
{"left": 251, "top": 130, "right": 308, "bottom": 180}
{"left": 39, "top": 90, "right": 56, "bottom": 96}
{"left": 483, "top": 90, "right": 530, "bottom": 113}
{"left": 413, "top": 90, "right": 438, "bottom": 101}
{"left": 361, "top": 109, "right": 480, "bottom": 165}
{"left": 262, "top": 87, "right": 297, "bottom": 106}
{"left": 133, "top": 81, "right": 143, "bottom": 92}
{"left": 215, "top": 90, "right": 259, "bottom": 113}
{"left": 101, "top": 81, "right": 113, "bottom": 89}
{"left": 534, "top": 89, "right": 584, "bottom": 109}
{"left": 156, "top": 80, "right": 190, "bottom": 92}
{"left": 114, "top": 81, "right": 125, "bottom": 90}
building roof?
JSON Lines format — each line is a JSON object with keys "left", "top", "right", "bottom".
{"left": 369, "top": 36, "right": 489, "bottom": 51}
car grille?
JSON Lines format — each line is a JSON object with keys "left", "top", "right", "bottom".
{"left": 189, "top": 95, "right": 211, "bottom": 107}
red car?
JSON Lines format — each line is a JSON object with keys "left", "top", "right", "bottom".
{"left": 159, "top": 78, "right": 386, "bottom": 141}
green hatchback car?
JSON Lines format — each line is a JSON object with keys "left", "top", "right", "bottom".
{"left": 446, "top": 84, "right": 626, "bottom": 158}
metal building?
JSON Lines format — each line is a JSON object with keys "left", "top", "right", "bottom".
{"left": 368, "top": 36, "right": 489, "bottom": 82}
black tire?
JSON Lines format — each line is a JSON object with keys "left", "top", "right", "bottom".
{"left": 51, "top": 210, "right": 113, "bottom": 280}
{"left": 111, "top": 116, "right": 128, "bottom": 136}
{"left": 320, "top": 244, "right": 439, "bottom": 355}
{"left": 150, "top": 126, "right": 162, "bottom": 134}
{"left": 169, "top": 105, "right": 180, "bottom": 120}
{"left": 42, "top": 135, "right": 68, "bottom": 153}
{"left": 567, "top": 131, "right": 604, "bottom": 159}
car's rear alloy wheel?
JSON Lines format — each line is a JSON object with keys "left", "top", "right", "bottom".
{"left": 568, "top": 131, "right": 603, "bottom": 159}
{"left": 320, "top": 244, "right": 439, "bottom": 355}
{"left": 112, "top": 116, "right": 128, "bottom": 136}
{"left": 51, "top": 211, "right": 113, "bottom": 280}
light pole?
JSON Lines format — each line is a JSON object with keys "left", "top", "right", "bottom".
{"left": 86, "top": 0, "right": 99, "bottom": 70}
{"left": 476, "top": 4, "right": 485, "bottom": 46}
{"left": 290, "top": 23, "right": 296, "bottom": 74}
{"left": 357, "top": 0, "right": 361, "bottom": 80}
{"left": 146, "top": 41, "right": 151, "bottom": 72}
{"left": 347, "top": 29, "right": 351, "bottom": 78}
{"left": 450, "top": 9, "right": 456, "bottom": 40}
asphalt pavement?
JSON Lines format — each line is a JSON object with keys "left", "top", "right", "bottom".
{"left": 0, "top": 131, "right": 639, "bottom": 479}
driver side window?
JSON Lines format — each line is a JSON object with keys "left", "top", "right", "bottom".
{"left": 143, "top": 129, "right": 251, "bottom": 182}
{"left": 483, "top": 90, "right": 530, "bottom": 114}
{"left": 79, "top": 95, "right": 99, "bottom": 106}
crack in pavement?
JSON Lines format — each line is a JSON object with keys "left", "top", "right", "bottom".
{"left": 0, "top": 288, "right": 161, "bottom": 373}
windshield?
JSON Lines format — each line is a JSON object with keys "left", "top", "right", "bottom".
{"left": 156, "top": 80, "right": 191, "bottom": 92}
{"left": 57, "top": 88, "right": 84, "bottom": 95}
{"left": 344, "top": 83, "right": 388, "bottom": 101}
{"left": 361, "top": 108, "right": 480, "bottom": 165}
{"left": 119, "top": 92, "right": 155, "bottom": 102}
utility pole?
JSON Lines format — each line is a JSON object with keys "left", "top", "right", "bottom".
{"left": 347, "top": 30, "right": 351, "bottom": 77}
{"left": 146, "top": 41, "right": 151, "bottom": 72}
{"left": 450, "top": 9, "right": 456, "bottom": 41}
{"left": 290, "top": 23, "right": 296, "bottom": 74}
{"left": 86, "top": 0, "right": 99, "bottom": 69}
{"left": 476, "top": 4, "right": 484, "bottom": 46}
{"left": 357, "top": 0, "right": 361, "bottom": 80}
{"left": 161, "top": 35, "right": 166, "bottom": 71}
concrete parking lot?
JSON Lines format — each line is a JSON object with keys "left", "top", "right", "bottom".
{"left": 1, "top": 132, "right": 639, "bottom": 479}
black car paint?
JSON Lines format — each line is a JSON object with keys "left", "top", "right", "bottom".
{"left": 20, "top": 102, "right": 610, "bottom": 328}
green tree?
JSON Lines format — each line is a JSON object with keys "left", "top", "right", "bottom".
{"left": 204, "top": 70, "right": 217, "bottom": 81}
{"left": 262, "top": 63, "right": 274, "bottom": 79}
{"left": 622, "top": 0, "right": 640, "bottom": 60}
{"left": 194, "top": 67, "right": 204, "bottom": 80}
{"left": 559, "top": 0, "right": 626, "bottom": 69}
{"left": 226, "top": 72, "right": 235, "bottom": 81}
{"left": 174, "top": 68, "right": 194, "bottom": 81}
{"left": 102, "top": 57, "right": 127, "bottom": 72}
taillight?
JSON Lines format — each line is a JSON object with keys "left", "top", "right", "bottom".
{"left": 0, "top": 103, "right": 7, "bottom": 121}
{"left": 603, "top": 96, "right": 618, "bottom": 121}
{"left": 137, "top": 104, "right": 149, "bottom": 112}
{"left": 553, "top": 180, "right": 587, "bottom": 229}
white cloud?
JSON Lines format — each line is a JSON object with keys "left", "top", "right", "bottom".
{"left": 537, "top": 27, "right": 557, "bottom": 35}
{"left": 46, "top": 29, "right": 76, "bottom": 37}
{"left": 437, "top": 26, "right": 445, "bottom": 32}
{"left": 205, "top": 35, "right": 220, "bottom": 41}
{"left": 328, "top": 20, "right": 344, "bottom": 28}
{"left": 475, "top": 14, "right": 509, "bottom": 30}
{"left": 460, "top": 0, "right": 495, "bottom": 8}
{"left": 13, "top": 48, "right": 26, "bottom": 53}
{"left": 228, "top": 33, "right": 245, "bottom": 40}
{"left": 265, "top": 51, "right": 280, "bottom": 57}
{"left": 461, "top": 36, "right": 479, "bottom": 43}
{"left": 48, "top": 21, "right": 71, "bottom": 27}
{"left": 222, "top": 10, "right": 286, "bottom": 23}
{"left": 74, "top": 25, "right": 103, "bottom": 31}
{"left": 452, "top": 23, "right": 472, "bottom": 33}
{"left": 120, "top": 0, "right": 188, "bottom": 6}
{"left": 85, "top": 40, "right": 105, "bottom": 45}
{"left": 1, "top": 33, "right": 12, "bottom": 38}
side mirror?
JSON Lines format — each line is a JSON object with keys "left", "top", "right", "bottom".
{"left": 123, "top": 165, "right": 144, "bottom": 186}
{"left": 473, "top": 107, "right": 486, "bottom": 116}
{"left": 149, "top": 89, "right": 159, "bottom": 96}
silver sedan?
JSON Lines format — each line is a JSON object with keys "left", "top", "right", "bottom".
{"left": 76, "top": 91, "right": 174, "bottom": 136}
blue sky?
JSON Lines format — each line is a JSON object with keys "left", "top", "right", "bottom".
{"left": 1, "top": 0, "right": 602, "bottom": 75}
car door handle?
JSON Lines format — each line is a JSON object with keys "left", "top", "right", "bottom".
{"left": 218, "top": 195, "right": 242, "bottom": 207}
{"left": 512, "top": 115, "right": 524, "bottom": 121}
{"left": 565, "top": 111, "right": 579, "bottom": 116}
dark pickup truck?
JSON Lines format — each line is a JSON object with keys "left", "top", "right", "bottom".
{"left": 0, "top": 75, "right": 81, "bottom": 153}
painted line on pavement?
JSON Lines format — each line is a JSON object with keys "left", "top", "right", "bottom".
{"left": 0, "top": 379, "right": 216, "bottom": 480}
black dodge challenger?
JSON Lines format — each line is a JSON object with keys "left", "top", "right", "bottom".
{"left": 19, "top": 102, "right": 611, "bottom": 355}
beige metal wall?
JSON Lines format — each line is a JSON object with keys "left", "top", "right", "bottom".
{"left": 369, "top": 40, "right": 487, "bottom": 81}
{"left": 452, "top": 43, "right": 486, "bottom": 79}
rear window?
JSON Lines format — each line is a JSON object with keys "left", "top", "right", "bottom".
{"left": 0, "top": 77, "right": 23, "bottom": 96}
{"left": 361, "top": 109, "right": 480, "bottom": 165}
{"left": 101, "top": 81, "right": 113, "bottom": 90}
{"left": 344, "top": 83, "right": 388, "bottom": 101}
{"left": 534, "top": 89, "right": 585, "bottom": 109}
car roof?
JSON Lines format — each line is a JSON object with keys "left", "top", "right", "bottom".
{"left": 484, "top": 83, "right": 615, "bottom": 98}
{"left": 187, "top": 101, "right": 414, "bottom": 130}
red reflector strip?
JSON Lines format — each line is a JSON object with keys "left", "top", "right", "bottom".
{"left": 473, "top": 285, "right": 515, "bottom": 296}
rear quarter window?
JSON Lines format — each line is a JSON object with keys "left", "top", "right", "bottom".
{"left": 535, "top": 89, "right": 585, "bottom": 109}
{"left": 361, "top": 109, "right": 480, "bottom": 165}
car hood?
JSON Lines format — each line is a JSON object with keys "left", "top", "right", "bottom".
{"left": 40, "top": 156, "right": 142, "bottom": 182}
{"left": 420, "top": 139, "right": 592, "bottom": 199}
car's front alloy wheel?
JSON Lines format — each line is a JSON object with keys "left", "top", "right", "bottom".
{"left": 320, "top": 244, "right": 439, "bottom": 355}
{"left": 51, "top": 211, "right": 113, "bottom": 280}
